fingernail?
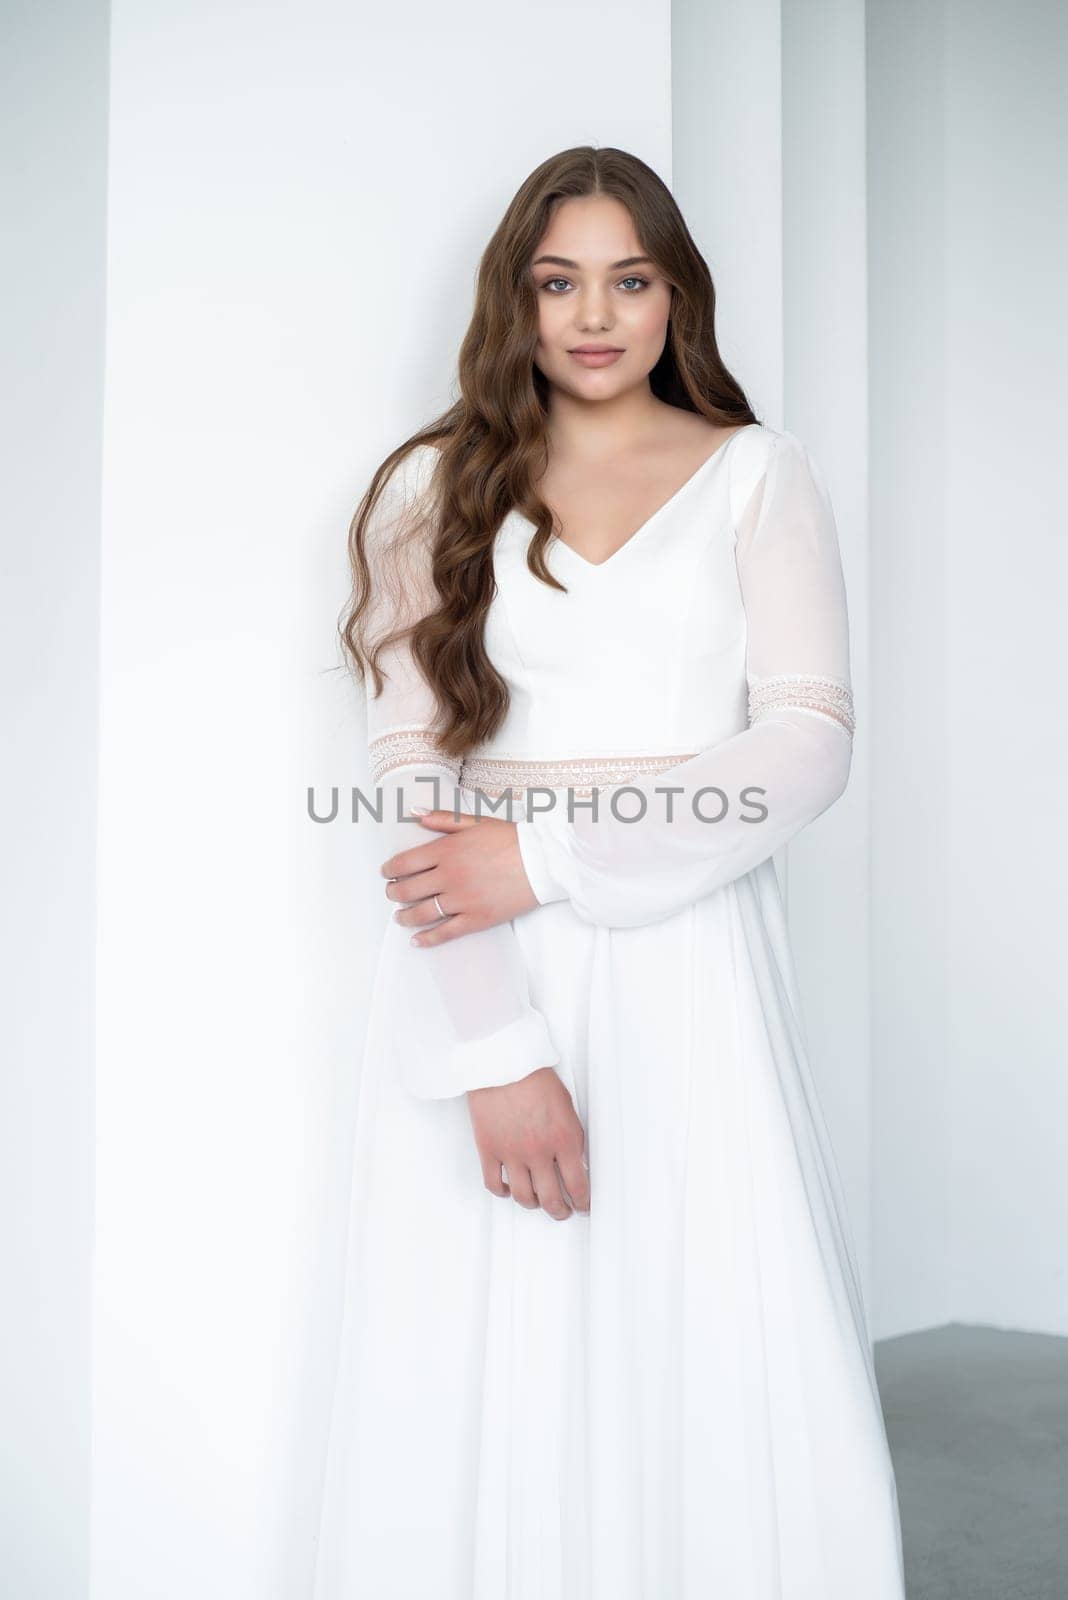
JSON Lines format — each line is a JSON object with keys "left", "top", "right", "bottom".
{"left": 410, "top": 934, "right": 423, "bottom": 946}
{"left": 410, "top": 805, "right": 430, "bottom": 815}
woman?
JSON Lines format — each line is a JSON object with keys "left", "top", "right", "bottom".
{"left": 314, "top": 146, "right": 906, "bottom": 1599}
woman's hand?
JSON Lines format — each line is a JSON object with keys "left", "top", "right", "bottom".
{"left": 466, "top": 1067, "right": 590, "bottom": 1220}
{"left": 381, "top": 809, "right": 538, "bottom": 947}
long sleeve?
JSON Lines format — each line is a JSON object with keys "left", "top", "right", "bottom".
{"left": 514, "top": 429, "right": 855, "bottom": 929}
{"left": 359, "top": 444, "right": 560, "bottom": 1099}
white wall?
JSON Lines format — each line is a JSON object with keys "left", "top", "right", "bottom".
{"left": 90, "top": 3, "right": 672, "bottom": 1596}
{"left": 0, "top": 3, "right": 107, "bottom": 1595}
{"left": 942, "top": 0, "right": 1068, "bottom": 1333}
{"left": 868, "top": 0, "right": 1068, "bottom": 1338}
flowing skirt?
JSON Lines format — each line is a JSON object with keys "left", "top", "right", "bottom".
{"left": 312, "top": 859, "right": 906, "bottom": 1599}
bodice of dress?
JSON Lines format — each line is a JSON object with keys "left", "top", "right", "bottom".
{"left": 459, "top": 424, "right": 772, "bottom": 800}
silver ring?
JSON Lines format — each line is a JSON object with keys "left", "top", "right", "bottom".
{"left": 432, "top": 893, "right": 448, "bottom": 921}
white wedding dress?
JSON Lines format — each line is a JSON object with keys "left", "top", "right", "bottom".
{"left": 312, "top": 425, "right": 906, "bottom": 1598}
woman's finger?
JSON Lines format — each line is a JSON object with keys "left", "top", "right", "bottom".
{"left": 384, "top": 867, "right": 445, "bottom": 905}
{"left": 408, "top": 911, "right": 484, "bottom": 948}
{"left": 555, "top": 1146, "right": 591, "bottom": 1214}
{"left": 529, "top": 1159, "right": 574, "bottom": 1221}
{"left": 479, "top": 1154, "right": 509, "bottom": 1198}
{"left": 393, "top": 892, "right": 457, "bottom": 928}
{"left": 504, "top": 1164, "right": 540, "bottom": 1210}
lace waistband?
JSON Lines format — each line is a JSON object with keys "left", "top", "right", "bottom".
{"left": 458, "top": 750, "right": 699, "bottom": 799}
{"left": 368, "top": 674, "right": 854, "bottom": 793}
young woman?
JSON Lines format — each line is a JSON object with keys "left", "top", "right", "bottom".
{"left": 314, "top": 146, "right": 906, "bottom": 1599}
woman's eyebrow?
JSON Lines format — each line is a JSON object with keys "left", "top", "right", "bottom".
{"left": 530, "top": 255, "right": 654, "bottom": 271}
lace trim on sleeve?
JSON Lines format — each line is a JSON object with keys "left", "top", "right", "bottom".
{"left": 748, "top": 673, "right": 856, "bottom": 736}
{"left": 368, "top": 726, "right": 463, "bottom": 783}
{"left": 458, "top": 749, "right": 700, "bottom": 799}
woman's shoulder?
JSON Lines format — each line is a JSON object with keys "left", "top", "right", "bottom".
{"left": 726, "top": 422, "right": 811, "bottom": 527}
{"left": 726, "top": 422, "right": 774, "bottom": 512}
{"left": 731, "top": 419, "right": 806, "bottom": 463}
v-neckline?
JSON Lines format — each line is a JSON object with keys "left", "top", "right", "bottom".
{"left": 529, "top": 422, "right": 759, "bottom": 575}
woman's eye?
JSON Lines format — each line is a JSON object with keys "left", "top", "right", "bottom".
{"left": 538, "top": 275, "right": 651, "bottom": 294}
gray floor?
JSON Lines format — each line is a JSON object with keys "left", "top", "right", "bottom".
{"left": 874, "top": 1323, "right": 1068, "bottom": 1600}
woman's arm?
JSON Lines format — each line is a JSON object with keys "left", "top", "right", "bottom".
{"left": 511, "top": 429, "right": 856, "bottom": 929}
{"left": 358, "top": 443, "right": 559, "bottom": 1098}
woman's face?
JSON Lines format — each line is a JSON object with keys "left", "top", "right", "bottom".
{"left": 530, "top": 194, "right": 673, "bottom": 402}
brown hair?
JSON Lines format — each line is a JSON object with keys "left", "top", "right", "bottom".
{"left": 339, "top": 144, "right": 758, "bottom": 762}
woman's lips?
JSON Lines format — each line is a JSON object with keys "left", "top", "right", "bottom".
{"left": 569, "top": 349, "right": 624, "bottom": 368}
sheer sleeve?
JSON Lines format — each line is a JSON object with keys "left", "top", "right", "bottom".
{"left": 513, "top": 429, "right": 855, "bottom": 929}
{"left": 359, "top": 442, "right": 560, "bottom": 1098}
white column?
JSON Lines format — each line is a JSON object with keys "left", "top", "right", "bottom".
{"left": 0, "top": 4, "right": 107, "bottom": 1595}
{"left": 91, "top": 4, "right": 673, "bottom": 1596}
{"left": 941, "top": 0, "right": 1068, "bottom": 1335}
{"left": 673, "top": 0, "right": 875, "bottom": 1304}
{"left": 782, "top": 0, "right": 873, "bottom": 1314}
{"left": 866, "top": 0, "right": 955, "bottom": 1339}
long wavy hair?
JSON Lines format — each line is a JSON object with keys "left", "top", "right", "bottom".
{"left": 338, "top": 144, "right": 758, "bottom": 762}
